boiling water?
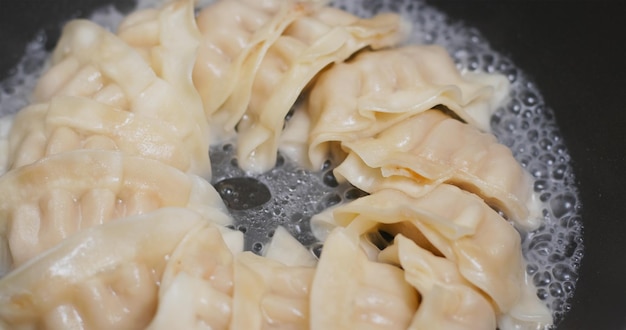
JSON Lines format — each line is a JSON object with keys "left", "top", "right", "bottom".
{"left": 0, "top": 0, "right": 583, "bottom": 326}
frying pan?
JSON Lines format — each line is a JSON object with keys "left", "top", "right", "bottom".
{"left": 0, "top": 0, "right": 624, "bottom": 329}
{"left": 424, "top": 3, "right": 625, "bottom": 329}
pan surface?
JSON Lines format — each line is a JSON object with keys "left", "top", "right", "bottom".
{"left": 422, "top": 2, "right": 625, "bottom": 329}
{"left": 0, "top": 1, "right": 624, "bottom": 329}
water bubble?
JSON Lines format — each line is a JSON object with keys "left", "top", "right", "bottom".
{"left": 537, "top": 288, "right": 549, "bottom": 300}
{"left": 534, "top": 179, "right": 549, "bottom": 192}
{"left": 529, "top": 234, "right": 553, "bottom": 256}
{"left": 252, "top": 242, "right": 264, "bottom": 253}
{"left": 552, "top": 164, "right": 567, "bottom": 180}
{"left": 550, "top": 193, "right": 576, "bottom": 218}
{"left": 323, "top": 170, "right": 339, "bottom": 187}
{"left": 527, "top": 263, "right": 539, "bottom": 275}
{"left": 533, "top": 271, "right": 552, "bottom": 287}
{"left": 345, "top": 187, "right": 368, "bottom": 200}
{"left": 552, "top": 264, "right": 575, "bottom": 282}
{"left": 310, "top": 242, "right": 323, "bottom": 259}
{"left": 521, "top": 90, "right": 538, "bottom": 107}
{"left": 214, "top": 177, "right": 271, "bottom": 210}
{"left": 539, "top": 138, "right": 553, "bottom": 151}
{"left": 321, "top": 193, "right": 342, "bottom": 209}
{"left": 548, "top": 253, "right": 566, "bottom": 263}
{"left": 549, "top": 283, "right": 564, "bottom": 298}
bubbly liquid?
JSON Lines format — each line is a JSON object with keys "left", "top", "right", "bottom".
{"left": 0, "top": 0, "right": 583, "bottom": 325}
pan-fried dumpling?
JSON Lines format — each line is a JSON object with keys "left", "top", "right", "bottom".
{"left": 379, "top": 235, "right": 497, "bottom": 330}
{"left": 115, "top": 0, "right": 204, "bottom": 115}
{"left": 0, "top": 208, "right": 207, "bottom": 330}
{"left": 34, "top": 19, "right": 150, "bottom": 105}
{"left": 0, "top": 150, "right": 232, "bottom": 273}
{"left": 231, "top": 252, "right": 315, "bottom": 329}
{"left": 236, "top": 7, "right": 408, "bottom": 173}
{"left": 312, "top": 185, "right": 552, "bottom": 328}
{"left": 310, "top": 227, "right": 418, "bottom": 329}
{"left": 147, "top": 224, "right": 243, "bottom": 330}
{"left": 334, "top": 109, "right": 539, "bottom": 228}
{"left": 30, "top": 10, "right": 211, "bottom": 176}
{"left": 116, "top": 0, "right": 209, "bottom": 162}
{"left": 8, "top": 96, "right": 200, "bottom": 172}
{"left": 307, "top": 46, "right": 509, "bottom": 169}
{"left": 193, "top": 0, "right": 315, "bottom": 140}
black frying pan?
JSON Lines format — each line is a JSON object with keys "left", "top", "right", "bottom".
{"left": 423, "top": 2, "right": 625, "bottom": 329}
{"left": 1, "top": 1, "right": 624, "bottom": 329}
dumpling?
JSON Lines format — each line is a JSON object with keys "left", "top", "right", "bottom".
{"left": 311, "top": 185, "right": 552, "bottom": 328}
{"left": 278, "top": 104, "right": 314, "bottom": 169}
{"left": 334, "top": 109, "right": 539, "bottom": 228}
{"left": 231, "top": 252, "right": 315, "bottom": 329}
{"left": 8, "top": 96, "right": 201, "bottom": 172}
{"left": 235, "top": 6, "right": 408, "bottom": 173}
{"left": 147, "top": 223, "right": 243, "bottom": 330}
{"left": 0, "top": 115, "right": 14, "bottom": 175}
{"left": 0, "top": 150, "right": 232, "bottom": 273}
{"left": 379, "top": 235, "right": 497, "bottom": 330}
{"left": 29, "top": 6, "right": 211, "bottom": 177}
{"left": 192, "top": 0, "right": 316, "bottom": 140}
{"left": 264, "top": 226, "right": 318, "bottom": 267}
{"left": 306, "top": 45, "right": 509, "bottom": 169}
{"left": 115, "top": 0, "right": 204, "bottom": 117}
{"left": 0, "top": 208, "right": 207, "bottom": 330}
{"left": 309, "top": 227, "right": 418, "bottom": 329}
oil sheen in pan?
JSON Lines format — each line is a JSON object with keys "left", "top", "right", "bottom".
{"left": 0, "top": 0, "right": 584, "bottom": 325}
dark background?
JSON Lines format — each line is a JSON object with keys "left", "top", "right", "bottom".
{"left": 1, "top": 0, "right": 625, "bottom": 329}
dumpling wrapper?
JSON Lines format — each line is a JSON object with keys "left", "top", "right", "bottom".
{"left": 8, "top": 96, "right": 199, "bottom": 172}
{"left": 0, "top": 115, "right": 13, "bottom": 175}
{"left": 277, "top": 103, "right": 315, "bottom": 169}
{"left": 309, "top": 227, "right": 418, "bottom": 330}
{"left": 0, "top": 208, "right": 209, "bottom": 330}
{"left": 192, "top": 0, "right": 319, "bottom": 141}
{"left": 311, "top": 185, "right": 552, "bottom": 327}
{"left": 231, "top": 252, "right": 315, "bottom": 330}
{"left": 29, "top": 4, "right": 211, "bottom": 177}
{"left": 306, "top": 45, "right": 509, "bottom": 169}
{"left": 264, "top": 225, "right": 318, "bottom": 267}
{"left": 334, "top": 109, "right": 540, "bottom": 229}
{"left": 147, "top": 223, "right": 243, "bottom": 330}
{"left": 379, "top": 235, "right": 497, "bottom": 330}
{"left": 0, "top": 150, "right": 232, "bottom": 273}
{"left": 236, "top": 6, "right": 408, "bottom": 173}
